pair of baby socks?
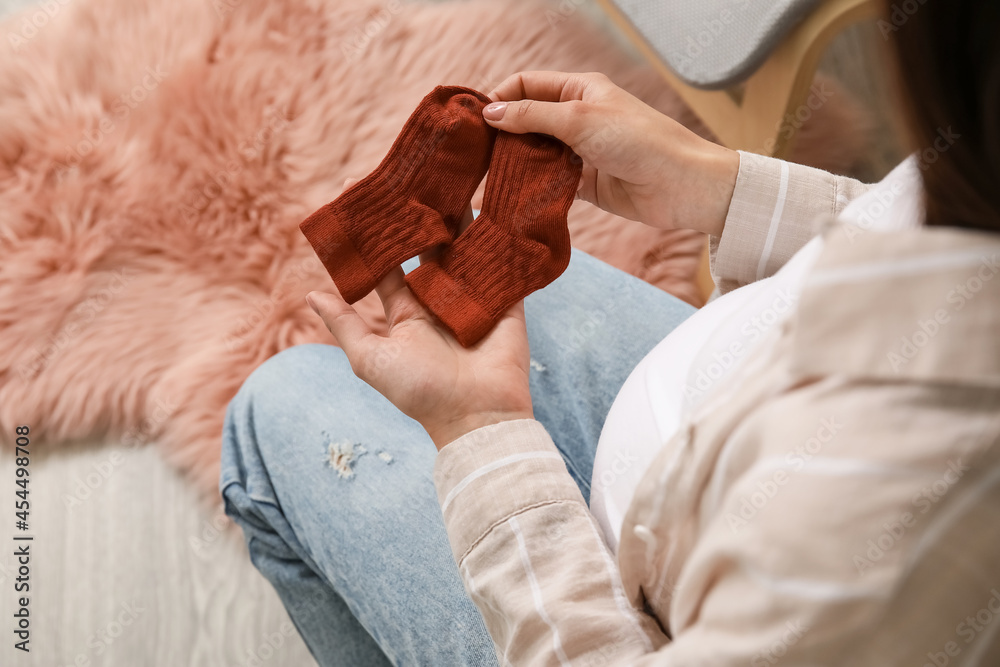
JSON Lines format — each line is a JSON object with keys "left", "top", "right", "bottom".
{"left": 298, "top": 85, "right": 581, "bottom": 346}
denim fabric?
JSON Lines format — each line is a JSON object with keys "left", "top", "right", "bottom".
{"left": 219, "top": 249, "right": 694, "bottom": 666}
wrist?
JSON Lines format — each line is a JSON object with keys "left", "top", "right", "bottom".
{"left": 426, "top": 409, "right": 535, "bottom": 451}
{"left": 689, "top": 141, "right": 740, "bottom": 238}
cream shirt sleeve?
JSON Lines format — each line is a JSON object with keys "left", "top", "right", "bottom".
{"left": 434, "top": 419, "right": 669, "bottom": 666}
{"left": 710, "top": 151, "right": 872, "bottom": 294}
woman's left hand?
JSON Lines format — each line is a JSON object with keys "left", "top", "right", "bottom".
{"left": 306, "top": 275, "right": 533, "bottom": 449}
{"left": 305, "top": 194, "right": 535, "bottom": 450}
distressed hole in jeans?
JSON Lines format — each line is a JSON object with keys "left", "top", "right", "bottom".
{"left": 327, "top": 440, "right": 365, "bottom": 479}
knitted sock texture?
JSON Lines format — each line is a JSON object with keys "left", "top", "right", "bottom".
{"left": 299, "top": 86, "right": 496, "bottom": 303}
{"left": 405, "top": 131, "right": 582, "bottom": 346}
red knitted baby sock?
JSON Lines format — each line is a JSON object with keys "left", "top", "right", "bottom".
{"left": 405, "top": 131, "right": 582, "bottom": 346}
{"left": 299, "top": 86, "right": 496, "bottom": 303}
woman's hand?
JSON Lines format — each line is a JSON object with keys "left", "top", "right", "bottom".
{"left": 306, "top": 183, "right": 534, "bottom": 450}
{"left": 482, "top": 71, "right": 740, "bottom": 237}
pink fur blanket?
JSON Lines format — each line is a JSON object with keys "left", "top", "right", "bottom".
{"left": 0, "top": 0, "right": 869, "bottom": 493}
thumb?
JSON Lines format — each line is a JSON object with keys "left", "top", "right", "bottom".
{"left": 483, "top": 99, "right": 585, "bottom": 146}
{"left": 306, "top": 290, "right": 374, "bottom": 362}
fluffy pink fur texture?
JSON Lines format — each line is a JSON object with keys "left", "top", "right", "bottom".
{"left": 0, "top": 0, "right": 870, "bottom": 494}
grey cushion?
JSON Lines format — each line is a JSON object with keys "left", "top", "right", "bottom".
{"left": 613, "top": 0, "right": 825, "bottom": 89}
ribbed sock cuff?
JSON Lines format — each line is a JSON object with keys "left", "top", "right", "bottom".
{"left": 405, "top": 260, "right": 495, "bottom": 346}
{"left": 299, "top": 206, "right": 379, "bottom": 304}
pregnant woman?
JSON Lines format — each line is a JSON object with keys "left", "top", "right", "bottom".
{"left": 220, "top": 1, "right": 1000, "bottom": 664}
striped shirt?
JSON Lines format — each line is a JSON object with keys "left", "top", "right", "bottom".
{"left": 434, "top": 151, "right": 1000, "bottom": 665}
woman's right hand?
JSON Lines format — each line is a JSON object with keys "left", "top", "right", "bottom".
{"left": 483, "top": 71, "right": 740, "bottom": 238}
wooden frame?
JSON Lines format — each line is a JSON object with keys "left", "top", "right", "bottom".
{"left": 594, "top": 0, "right": 879, "bottom": 301}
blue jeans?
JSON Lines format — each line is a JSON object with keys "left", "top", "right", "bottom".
{"left": 220, "top": 249, "right": 694, "bottom": 666}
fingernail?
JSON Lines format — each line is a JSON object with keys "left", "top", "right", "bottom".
{"left": 483, "top": 101, "right": 507, "bottom": 121}
{"left": 305, "top": 292, "right": 317, "bottom": 311}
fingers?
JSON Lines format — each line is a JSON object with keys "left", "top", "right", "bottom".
{"left": 373, "top": 266, "right": 424, "bottom": 329}
{"left": 577, "top": 165, "right": 599, "bottom": 207}
{"left": 488, "top": 70, "right": 594, "bottom": 103}
{"left": 483, "top": 97, "right": 589, "bottom": 146}
{"left": 484, "top": 71, "right": 615, "bottom": 146}
{"left": 306, "top": 290, "right": 374, "bottom": 359}
{"left": 479, "top": 299, "right": 529, "bottom": 354}
{"left": 341, "top": 177, "right": 359, "bottom": 196}
{"left": 458, "top": 203, "right": 475, "bottom": 234}
{"left": 498, "top": 298, "right": 526, "bottom": 326}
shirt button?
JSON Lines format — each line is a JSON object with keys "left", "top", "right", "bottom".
{"left": 633, "top": 524, "right": 656, "bottom": 545}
